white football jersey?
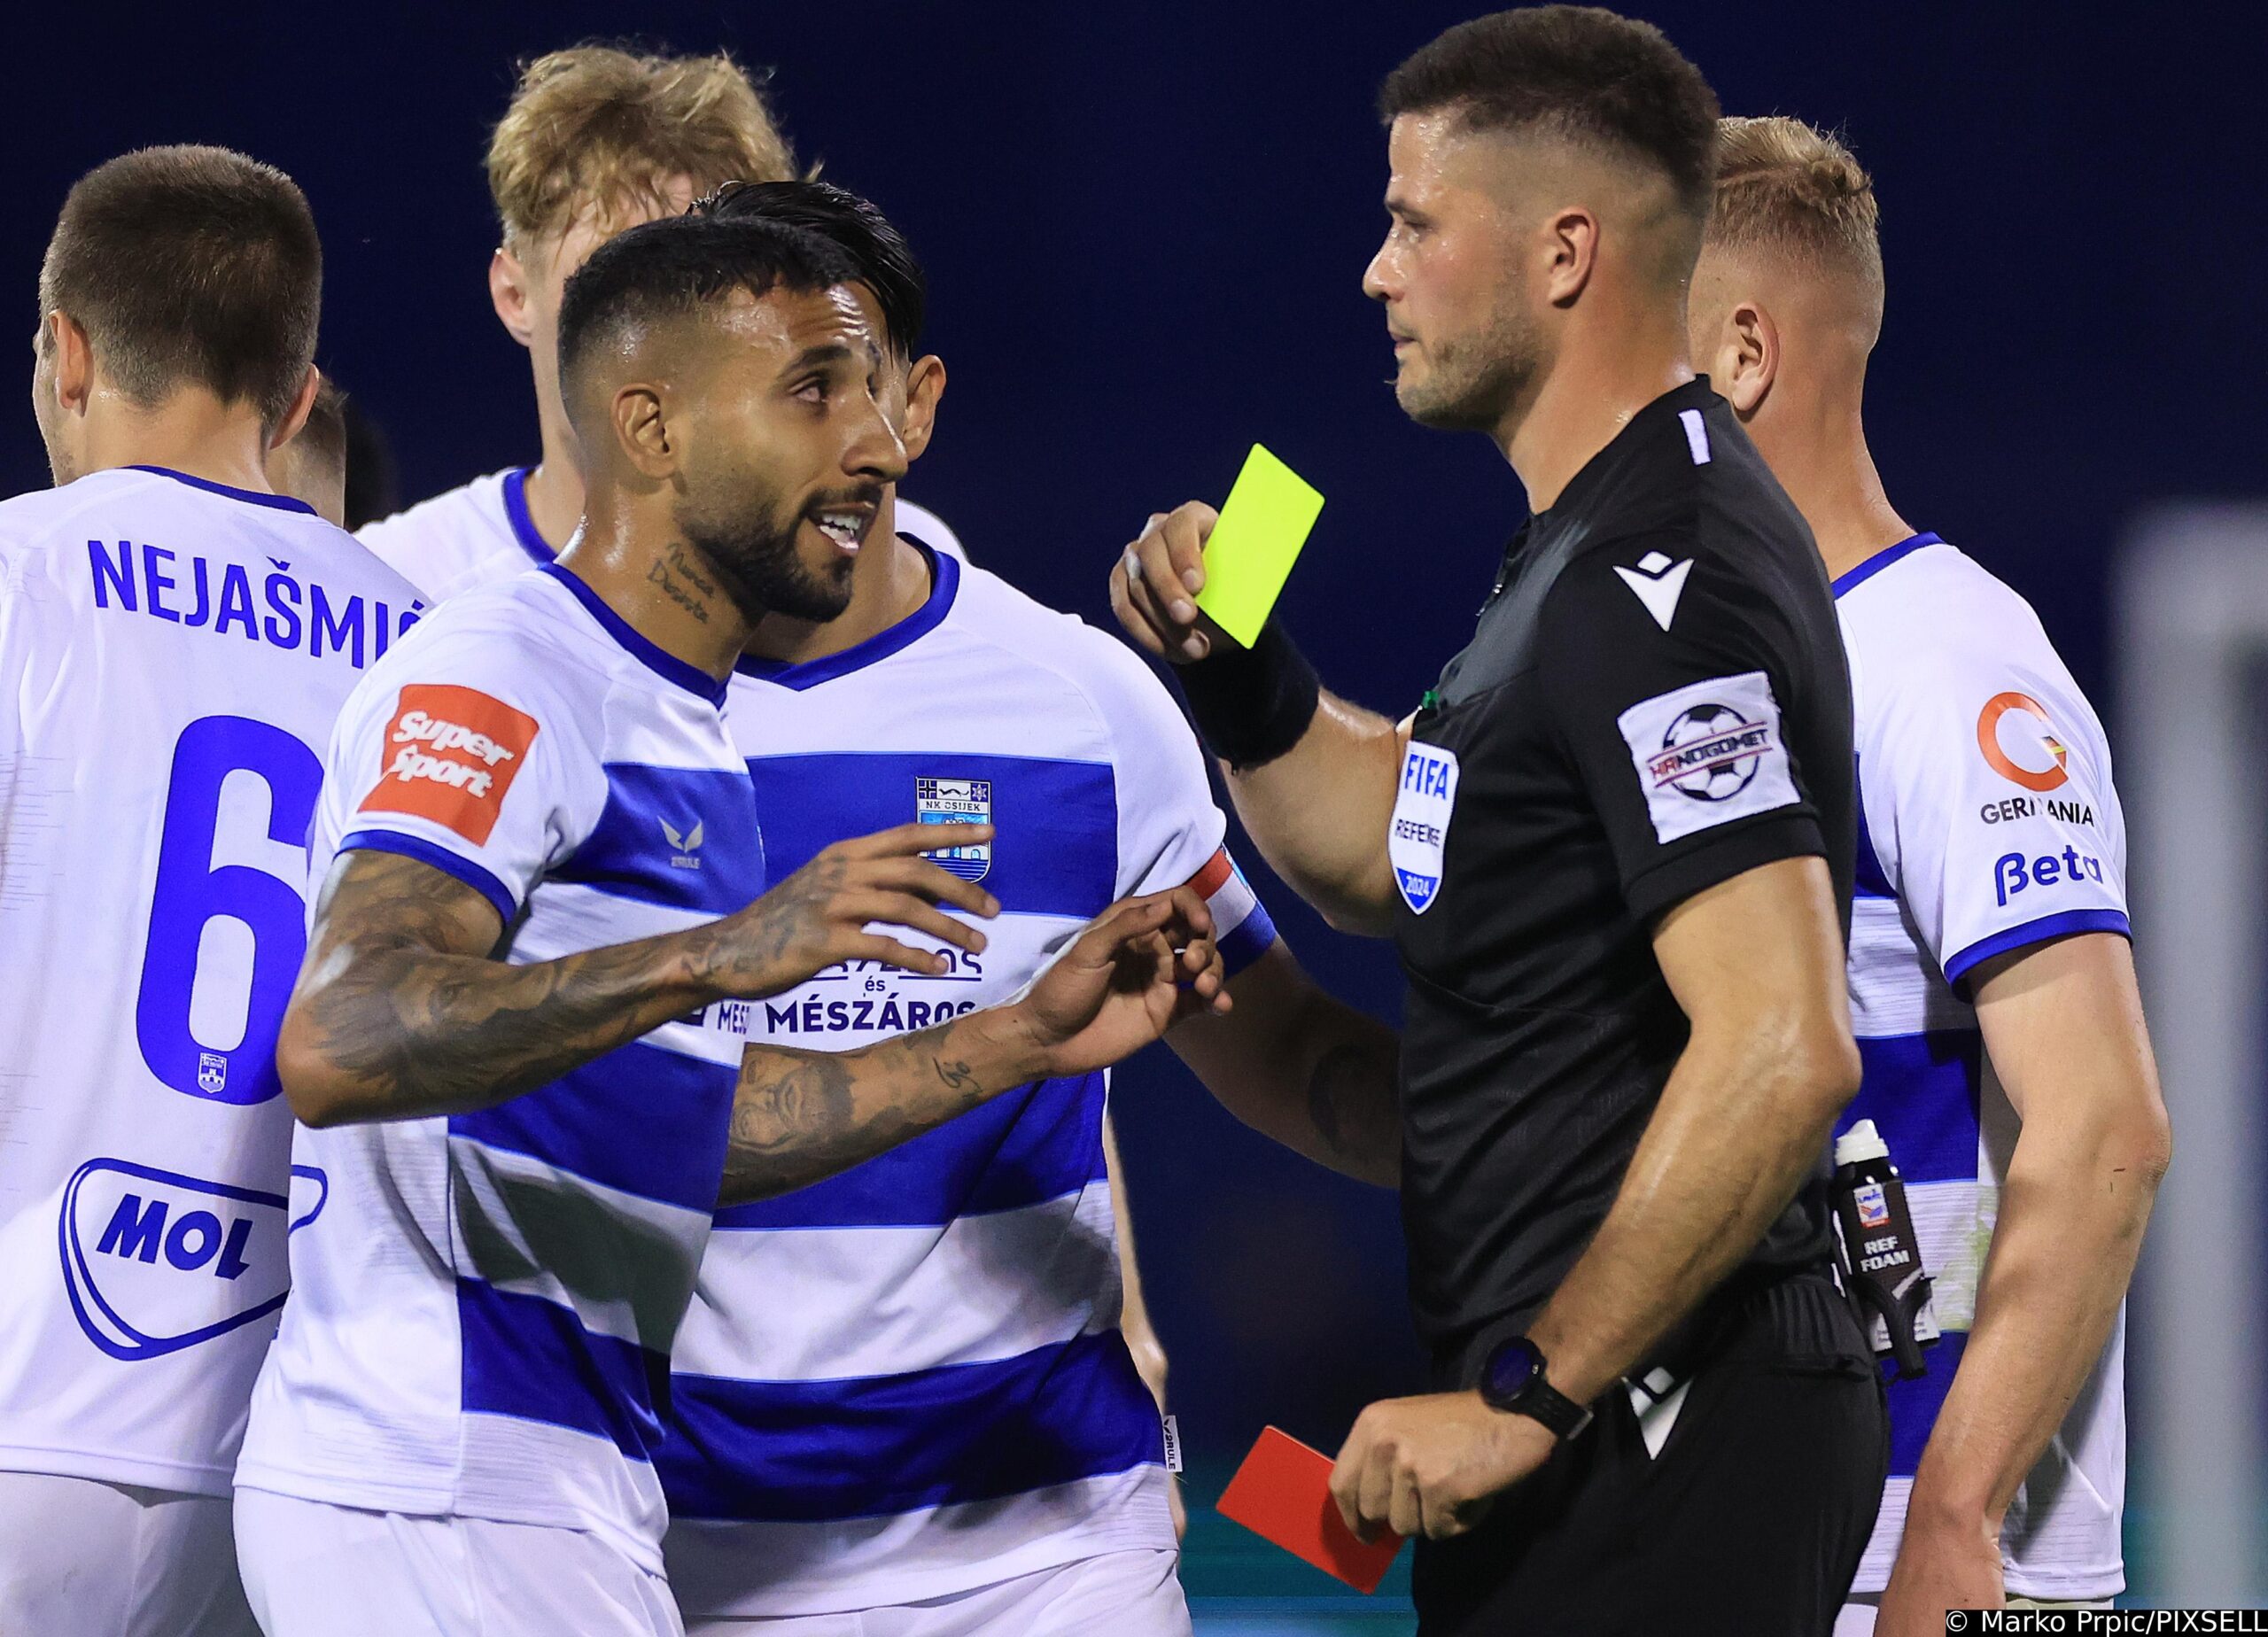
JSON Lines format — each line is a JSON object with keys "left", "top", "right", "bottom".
{"left": 0, "top": 465, "right": 423, "bottom": 1497}
{"left": 659, "top": 544, "right": 1276, "bottom": 1618}
{"left": 1836, "top": 533, "right": 2130, "bottom": 1600}
{"left": 358, "top": 465, "right": 965, "bottom": 604}
{"left": 235, "top": 565, "right": 762, "bottom": 1573}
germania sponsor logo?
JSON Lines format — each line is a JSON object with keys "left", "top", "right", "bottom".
{"left": 1649, "top": 705, "right": 1776, "bottom": 802}
{"left": 1977, "top": 691, "right": 2069, "bottom": 792}
{"left": 358, "top": 683, "right": 540, "bottom": 845}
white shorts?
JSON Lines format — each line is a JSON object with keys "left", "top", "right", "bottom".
{"left": 1836, "top": 1593, "right": 2117, "bottom": 1633}
{"left": 234, "top": 1488, "right": 682, "bottom": 1637}
{"left": 0, "top": 1470, "right": 255, "bottom": 1637}
{"left": 681, "top": 1548, "right": 1190, "bottom": 1637}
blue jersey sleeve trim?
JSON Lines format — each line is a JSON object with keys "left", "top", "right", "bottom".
{"left": 1831, "top": 531, "right": 1944, "bottom": 600}
{"left": 1942, "top": 907, "right": 2132, "bottom": 991}
{"left": 1217, "top": 904, "right": 1278, "bottom": 977}
{"left": 538, "top": 563, "right": 730, "bottom": 705}
{"left": 337, "top": 828, "right": 518, "bottom": 927}
{"left": 501, "top": 467, "right": 556, "bottom": 565}
{"left": 125, "top": 464, "right": 316, "bottom": 516}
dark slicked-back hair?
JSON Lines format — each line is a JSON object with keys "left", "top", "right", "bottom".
{"left": 1380, "top": 6, "right": 1721, "bottom": 222}
{"left": 694, "top": 180, "right": 926, "bottom": 358}
{"left": 557, "top": 213, "right": 862, "bottom": 415}
{"left": 39, "top": 144, "right": 322, "bottom": 427}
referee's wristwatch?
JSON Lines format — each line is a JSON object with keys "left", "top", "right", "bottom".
{"left": 1478, "top": 1336, "right": 1593, "bottom": 1439}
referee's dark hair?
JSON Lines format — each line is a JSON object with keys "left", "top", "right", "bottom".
{"left": 555, "top": 213, "right": 862, "bottom": 425}
{"left": 693, "top": 180, "right": 927, "bottom": 361}
{"left": 1380, "top": 6, "right": 1722, "bottom": 226}
{"left": 38, "top": 144, "right": 321, "bottom": 431}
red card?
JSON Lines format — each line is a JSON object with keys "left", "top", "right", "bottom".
{"left": 1216, "top": 1425, "right": 1404, "bottom": 1593}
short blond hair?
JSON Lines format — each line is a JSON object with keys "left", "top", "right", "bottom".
{"left": 485, "top": 45, "right": 796, "bottom": 251}
{"left": 1707, "top": 116, "right": 1882, "bottom": 305}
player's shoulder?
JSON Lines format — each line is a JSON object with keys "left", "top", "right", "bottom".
{"left": 355, "top": 468, "right": 529, "bottom": 595}
{"left": 895, "top": 498, "right": 966, "bottom": 562}
{"left": 355, "top": 469, "right": 514, "bottom": 542}
{"left": 366, "top": 568, "right": 594, "bottom": 698}
{"left": 948, "top": 559, "right": 1187, "bottom": 727}
{"left": 1837, "top": 535, "right": 2066, "bottom": 685}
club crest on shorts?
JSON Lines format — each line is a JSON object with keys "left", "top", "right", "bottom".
{"left": 916, "top": 777, "right": 991, "bottom": 882}
{"left": 1390, "top": 742, "right": 1460, "bottom": 914}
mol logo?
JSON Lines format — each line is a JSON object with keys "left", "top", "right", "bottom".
{"left": 59, "top": 1159, "right": 327, "bottom": 1362}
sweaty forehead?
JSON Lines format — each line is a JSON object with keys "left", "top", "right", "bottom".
{"left": 706, "top": 283, "right": 877, "bottom": 367}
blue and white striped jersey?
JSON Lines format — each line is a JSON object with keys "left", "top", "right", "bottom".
{"left": 1836, "top": 533, "right": 2130, "bottom": 1601}
{"left": 659, "top": 543, "right": 1276, "bottom": 1618}
{"left": 236, "top": 564, "right": 763, "bottom": 1573}
{"left": 0, "top": 467, "right": 421, "bottom": 1499}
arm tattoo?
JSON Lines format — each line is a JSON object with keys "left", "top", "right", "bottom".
{"left": 294, "top": 851, "right": 709, "bottom": 1120}
{"left": 1306, "top": 1034, "right": 1402, "bottom": 1164}
{"left": 719, "top": 1025, "right": 1006, "bottom": 1204}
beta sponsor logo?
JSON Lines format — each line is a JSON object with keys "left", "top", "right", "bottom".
{"left": 60, "top": 1159, "right": 327, "bottom": 1362}
{"left": 1648, "top": 705, "right": 1776, "bottom": 801}
{"left": 1994, "top": 845, "right": 2108, "bottom": 907}
{"left": 1977, "top": 691, "right": 2069, "bottom": 792}
{"left": 358, "top": 684, "right": 540, "bottom": 845}
{"left": 1979, "top": 794, "right": 2097, "bottom": 826}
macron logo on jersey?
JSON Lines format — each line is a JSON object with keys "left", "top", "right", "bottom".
{"left": 358, "top": 684, "right": 539, "bottom": 845}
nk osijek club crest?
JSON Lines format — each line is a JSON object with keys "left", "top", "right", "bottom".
{"left": 916, "top": 777, "right": 991, "bottom": 882}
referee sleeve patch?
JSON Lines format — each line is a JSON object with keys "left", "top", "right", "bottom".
{"left": 1615, "top": 671, "right": 1800, "bottom": 843}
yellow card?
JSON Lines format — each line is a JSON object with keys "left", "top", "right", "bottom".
{"left": 1194, "top": 444, "right": 1324, "bottom": 648}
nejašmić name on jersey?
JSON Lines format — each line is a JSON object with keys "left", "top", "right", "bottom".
{"left": 234, "top": 563, "right": 763, "bottom": 1573}
{"left": 1835, "top": 532, "right": 2132, "bottom": 1602}
{"left": 0, "top": 466, "right": 421, "bottom": 1497}
{"left": 657, "top": 544, "right": 1276, "bottom": 1619}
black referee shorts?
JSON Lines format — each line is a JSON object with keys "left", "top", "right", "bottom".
{"left": 1413, "top": 1270, "right": 1888, "bottom": 1637}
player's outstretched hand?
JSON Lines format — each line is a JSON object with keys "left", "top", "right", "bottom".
{"left": 700, "top": 822, "right": 998, "bottom": 998}
{"left": 1111, "top": 501, "right": 1225, "bottom": 663}
{"left": 1007, "top": 887, "right": 1231, "bottom": 1076}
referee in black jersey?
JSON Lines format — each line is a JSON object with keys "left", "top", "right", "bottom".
{"left": 1112, "top": 10, "right": 1885, "bottom": 1634}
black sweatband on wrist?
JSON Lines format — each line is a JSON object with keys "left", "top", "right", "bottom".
{"left": 1170, "top": 620, "right": 1321, "bottom": 771}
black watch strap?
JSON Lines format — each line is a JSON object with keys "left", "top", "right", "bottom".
{"left": 1502, "top": 1374, "right": 1593, "bottom": 1440}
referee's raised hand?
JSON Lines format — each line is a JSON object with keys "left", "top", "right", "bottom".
{"left": 1111, "top": 500, "right": 1223, "bottom": 663}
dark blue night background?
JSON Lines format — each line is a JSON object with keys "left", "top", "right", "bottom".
{"left": 5, "top": 1, "right": 2259, "bottom": 1615}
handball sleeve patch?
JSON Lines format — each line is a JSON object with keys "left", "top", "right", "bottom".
{"left": 1614, "top": 670, "right": 1800, "bottom": 844}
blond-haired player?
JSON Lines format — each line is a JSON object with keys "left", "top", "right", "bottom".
{"left": 355, "top": 45, "right": 802, "bottom": 597}
{"left": 1688, "top": 116, "right": 2172, "bottom": 1635}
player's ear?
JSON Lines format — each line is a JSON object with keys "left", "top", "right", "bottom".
{"left": 44, "top": 311, "right": 95, "bottom": 413}
{"left": 268, "top": 366, "right": 322, "bottom": 453}
{"left": 1542, "top": 206, "right": 1600, "bottom": 309}
{"left": 611, "top": 384, "right": 677, "bottom": 481}
{"left": 1721, "top": 300, "right": 1779, "bottom": 416}
{"left": 489, "top": 244, "right": 537, "bottom": 349}
{"left": 900, "top": 354, "right": 946, "bottom": 462}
